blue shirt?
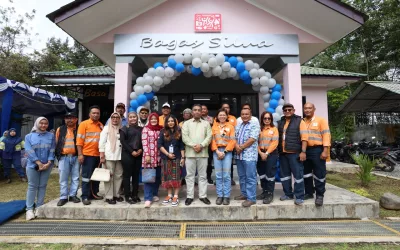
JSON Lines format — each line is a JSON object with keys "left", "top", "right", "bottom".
{"left": 157, "top": 128, "right": 185, "bottom": 160}
{"left": 235, "top": 121, "right": 260, "bottom": 162}
{"left": 105, "top": 117, "right": 127, "bottom": 127}
{"left": 24, "top": 132, "right": 56, "bottom": 169}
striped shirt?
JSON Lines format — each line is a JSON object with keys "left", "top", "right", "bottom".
{"left": 211, "top": 123, "right": 236, "bottom": 152}
{"left": 258, "top": 126, "right": 279, "bottom": 154}
{"left": 282, "top": 119, "right": 308, "bottom": 153}
{"left": 76, "top": 119, "right": 104, "bottom": 156}
{"left": 56, "top": 127, "right": 76, "bottom": 155}
{"left": 303, "top": 116, "right": 331, "bottom": 147}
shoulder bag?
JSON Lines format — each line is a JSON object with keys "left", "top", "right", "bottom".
{"left": 90, "top": 162, "right": 111, "bottom": 182}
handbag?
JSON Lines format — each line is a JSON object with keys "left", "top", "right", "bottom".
{"left": 141, "top": 167, "right": 156, "bottom": 183}
{"left": 90, "top": 163, "right": 111, "bottom": 182}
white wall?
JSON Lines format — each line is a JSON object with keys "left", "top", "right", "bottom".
{"left": 302, "top": 86, "right": 329, "bottom": 121}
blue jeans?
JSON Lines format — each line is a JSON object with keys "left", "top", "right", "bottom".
{"left": 236, "top": 159, "right": 257, "bottom": 202}
{"left": 58, "top": 155, "right": 80, "bottom": 200}
{"left": 26, "top": 166, "right": 52, "bottom": 211}
{"left": 213, "top": 149, "right": 232, "bottom": 197}
{"left": 304, "top": 146, "right": 326, "bottom": 197}
{"left": 81, "top": 155, "right": 100, "bottom": 200}
{"left": 144, "top": 167, "right": 161, "bottom": 201}
{"left": 2, "top": 158, "right": 25, "bottom": 178}
{"left": 279, "top": 153, "right": 305, "bottom": 200}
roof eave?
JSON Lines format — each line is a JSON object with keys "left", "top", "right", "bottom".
{"left": 47, "top": 0, "right": 102, "bottom": 23}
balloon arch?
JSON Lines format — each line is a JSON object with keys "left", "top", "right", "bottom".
{"left": 129, "top": 51, "right": 285, "bottom": 124}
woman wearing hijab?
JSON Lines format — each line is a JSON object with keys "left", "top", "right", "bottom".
{"left": 141, "top": 112, "right": 162, "bottom": 208}
{"left": 0, "top": 128, "right": 27, "bottom": 183}
{"left": 158, "top": 115, "right": 185, "bottom": 207}
{"left": 99, "top": 112, "right": 124, "bottom": 205}
{"left": 120, "top": 111, "right": 143, "bottom": 204}
{"left": 24, "top": 117, "right": 55, "bottom": 221}
{"left": 0, "top": 130, "right": 9, "bottom": 142}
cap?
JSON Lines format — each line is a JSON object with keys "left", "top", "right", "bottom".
{"left": 65, "top": 112, "right": 77, "bottom": 117}
{"left": 282, "top": 103, "right": 294, "bottom": 110}
{"left": 137, "top": 106, "right": 149, "bottom": 114}
{"left": 162, "top": 102, "right": 171, "bottom": 108}
{"left": 116, "top": 103, "right": 126, "bottom": 109}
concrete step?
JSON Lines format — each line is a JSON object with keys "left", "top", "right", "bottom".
{"left": 37, "top": 183, "right": 379, "bottom": 221}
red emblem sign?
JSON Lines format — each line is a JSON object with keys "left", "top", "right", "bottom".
{"left": 195, "top": 14, "right": 222, "bottom": 32}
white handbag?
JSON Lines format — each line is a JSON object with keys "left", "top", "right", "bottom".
{"left": 90, "top": 163, "right": 111, "bottom": 182}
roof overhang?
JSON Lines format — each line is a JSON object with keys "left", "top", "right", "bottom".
{"left": 47, "top": 0, "right": 366, "bottom": 68}
{"left": 338, "top": 81, "right": 400, "bottom": 113}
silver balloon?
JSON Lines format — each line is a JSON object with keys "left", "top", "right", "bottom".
{"left": 143, "top": 85, "right": 152, "bottom": 93}
{"left": 257, "top": 68, "right": 266, "bottom": 78}
{"left": 267, "top": 78, "right": 276, "bottom": 88}
{"left": 130, "top": 92, "right": 138, "bottom": 100}
{"left": 273, "top": 113, "right": 281, "bottom": 121}
{"left": 263, "top": 102, "right": 270, "bottom": 110}
{"left": 174, "top": 53, "right": 184, "bottom": 63}
{"left": 222, "top": 62, "right": 231, "bottom": 71}
{"left": 200, "top": 63, "right": 210, "bottom": 72}
{"left": 136, "top": 77, "right": 145, "bottom": 86}
{"left": 212, "top": 66, "right": 222, "bottom": 76}
{"left": 253, "top": 63, "right": 260, "bottom": 69}
{"left": 152, "top": 85, "right": 160, "bottom": 92}
{"left": 143, "top": 73, "right": 148, "bottom": 78}
{"left": 163, "top": 77, "right": 171, "bottom": 85}
{"left": 183, "top": 53, "right": 192, "bottom": 64}
{"left": 135, "top": 86, "right": 144, "bottom": 95}
{"left": 145, "top": 76, "right": 153, "bottom": 86}
{"left": 192, "top": 50, "right": 201, "bottom": 58}
{"left": 252, "top": 85, "right": 261, "bottom": 92}
{"left": 276, "top": 105, "right": 283, "bottom": 114}
{"left": 204, "top": 70, "right": 213, "bottom": 78}
{"left": 215, "top": 53, "right": 225, "bottom": 65}
{"left": 173, "top": 70, "right": 181, "bottom": 77}
{"left": 153, "top": 76, "right": 163, "bottom": 87}
{"left": 265, "top": 71, "right": 272, "bottom": 78}
{"left": 262, "top": 94, "right": 271, "bottom": 102}
{"left": 249, "top": 69, "right": 258, "bottom": 78}
{"left": 155, "top": 67, "right": 165, "bottom": 77}
{"left": 164, "top": 67, "right": 174, "bottom": 77}
{"left": 192, "top": 58, "right": 202, "bottom": 68}
{"left": 200, "top": 53, "right": 210, "bottom": 63}
{"left": 227, "top": 68, "right": 237, "bottom": 78}
{"left": 208, "top": 57, "right": 218, "bottom": 68}
{"left": 219, "top": 71, "right": 228, "bottom": 79}
{"left": 237, "top": 56, "right": 243, "bottom": 62}
{"left": 260, "top": 76, "right": 268, "bottom": 86}
{"left": 278, "top": 99, "right": 285, "bottom": 106}
{"left": 147, "top": 67, "right": 156, "bottom": 77}
{"left": 251, "top": 78, "right": 260, "bottom": 86}
{"left": 244, "top": 60, "right": 254, "bottom": 71}
{"left": 186, "top": 65, "right": 192, "bottom": 74}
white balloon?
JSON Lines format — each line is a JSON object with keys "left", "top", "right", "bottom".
{"left": 136, "top": 77, "right": 145, "bottom": 86}
{"left": 163, "top": 77, "right": 171, "bottom": 85}
{"left": 200, "top": 63, "right": 210, "bottom": 72}
{"left": 276, "top": 105, "right": 283, "bottom": 114}
{"left": 135, "top": 86, "right": 144, "bottom": 95}
{"left": 233, "top": 74, "right": 240, "bottom": 80}
{"left": 143, "top": 73, "right": 148, "bottom": 78}
{"left": 227, "top": 68, "right": 237, "bottom": 78}
{"left": 192, "top": 58, "right": 202, "bottom": 68}
{"left": 200, "top": 53, "right": 210, "bottom": 63}
{"left": 147, "top": 68, "right": 156, "bottom": 77}
{"left": 144, "top": 101, "right": 151, "bottom": 109}
{"left": 215, "top": 53, "right": 225, "bottom": 66}
{"left": 208, "top": 57, "right": 218, "bottom": 68}
{"left": 186, "top": 65, "right": 192, "bottom": 74}
{"left": 251, "top": 78, "right": 260, "bottom": 86}
{"left": 221, "top": 62, "right": 231, "bottom": 71}
{"left": 171, "top": 76, "right": 177, "bottom": 80}
{"left": 249, "top": 69, "right": 258, "bottom": 78}
{"left": 212, "top": 66, "right": 222, "bottom": 76}
{"left": 260, "top": 86, "right": 270, "bottom": 94}
{"left": 153, "top": 76, "right": 163, "bottom": 87}
{"left": 219, "top": 71, "right": 228, "bottom": 79}
{"left": 265, "top": 71, "right": 272, "bottom": 78}
{"left": 262, "top": 94, "right": 271, "bottom": 102}
{"left": 152, "top": 86, "right": 160, "bottom": 92}
{"left": 165, "top": 67, "right": 174, "bottom": 77}
{"left": 260, "top": 76, "right": 268, "bottom": 86}
{"left": 278, "top": 99, "right": 285, "bottom": 106}
{"left": 257, "top": 68, "right": 266, "bottom": 78}
{"left": 204, "top": 70, "right": 213, "bottom": 78}
{"left": 244, "top": 60, "right": 254, "bottom": 71}
{"left": 267, "top": 78, "right": 276, "bottom": 88}
{"left": 263, "top": 102, "right": 270, "bottom": 110}
{"left": 192, "top": 50, "right": 201, "bottom": 58}
{"left": 145, "top": 76, "right": 153, "bottom": 86}
{"left": 237, "top": 56, "right": 243, "bottom": 62}
{"left": 160, "top": 82, "right": 166, "bottom": 88}
{"left": 168, "top": 55, "right": 174, "bottom": 60}
{"left": 273, "top": 113, "right": 281, "bottom": 121}
{"left": 174, "top": 54, "right": 184, "bottom": 63}
{"left": 253, "top": 63, "right": 260, "bottom": 69}
{"left": 174, "top": 70, "right": 181, "bottom": 77}
{"left": 183, "top": 53, "right": 192, "bottom": 64}
{"left": 209, "top": 54, "right": 215, "bottom": 58}
{"left": 143, "top": 85, "right": 152, "bottom": 93}
{"left": 130, "top": 92, "right": 138, "bottom": 100}
{"left": 163, "top": 62, "right": 168, "bottom": 68}
{"left": 155, "top": 67, "right": 165, "bottom": 77}
{"left": 252, "top": 85, "right": 261, "bottom": 92}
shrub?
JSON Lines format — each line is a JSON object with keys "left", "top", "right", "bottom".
{"left": 351, "top": 153, "right": 376, "bottom": 186}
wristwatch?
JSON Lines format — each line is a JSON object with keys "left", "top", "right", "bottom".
{"left": 302, "top": 149, "right": 306, "bottom": 153}
{"left": 265, "top": 152, "right": 269, "bottom": 156}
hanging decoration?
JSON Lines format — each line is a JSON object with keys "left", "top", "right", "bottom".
{"left": 129, "top": 51, "right": 285, "bottom": 122}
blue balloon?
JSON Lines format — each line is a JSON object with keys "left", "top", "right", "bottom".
{"left": 228, "top": 57, "right": 238, "bottom": 68}
{"left": 236, "top": 62, "right": 245, "bottom": 73}
{"left": 269, "top": 99, "right": 279, "bottom": 109}
{"left": 224, "top": 56, "right": 229, "bottom": 62}
{"left": 244, "top": 78, "right": 252, "bottom": 85}
{"left": 267, "top": 107, "right": 275, "bottom": 113}
{"left": 192, "top": 67, "right": 202, "bottom": 76}
{"left": 272, "top": 83, "right": 282, "bottom": 92}
{"left": 128, "top": 107, "right": 135, "bottom": 112}
{"left": 144, "top": 91, "right": 154, "bottom": 101}
{"left": 175, "top": 63, "right": 185, "bottom": 73}
{"left": 154, "top": 62, "right": 163, "bottom": 68}
{"left": 167, "top": 58, "right": 177, "bottom": 69}
{"left": 271, "top": 91, "right": 281, "bottom": 100}
{"left": 137, "top": 94, "right": 147, "bottom": 105}
{"left": 130, "top": 100, "right": 139, "bottom": 110}
{"left": 240, "top": 70, "right": 250, "bottom": 80}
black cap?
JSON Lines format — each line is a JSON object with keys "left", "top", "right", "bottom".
{"left": 65, "top": 112, "right": 77, "bottom": 117}
{"left": 116, "top": 102, "right": 126, "bottom": 109}
{"left": 282, "top": 103, "right": 294, "bottom": 110}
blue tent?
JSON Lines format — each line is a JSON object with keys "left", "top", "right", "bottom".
{"left": 0, "top": 76, "right": 76, "bottom": 134}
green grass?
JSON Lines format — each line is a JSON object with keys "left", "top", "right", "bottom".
{"left": 327, "top": 172, "right": 400, "bottom": 218}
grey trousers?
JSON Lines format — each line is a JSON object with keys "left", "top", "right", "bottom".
{"left": 185, "top": 158, "right": 208, "bottom": 199}
{"left": 104, "top": 160, "right": 123, "bottom": 200}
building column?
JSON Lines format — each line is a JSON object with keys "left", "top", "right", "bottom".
{"left": 114, "top": 63, "right": 132, "bottom": 113}
{"left": 283, "top": 63, "right": 303, "bottom": 116}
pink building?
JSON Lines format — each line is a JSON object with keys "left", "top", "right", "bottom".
{"left": 44, "top": 0, "right": 367, "bottom": 121}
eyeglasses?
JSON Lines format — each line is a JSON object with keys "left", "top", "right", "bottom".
{"left": 140, "top": 112, "right": 148, "bottom": 115}
{"left": 283, "top": 109, "right": 293, "bottom": 112}
{"left": 111, "top": 116, "right": 120, "bottom": 119}
{"left": 263, "top": 117, "right": 271, "bottom": 120}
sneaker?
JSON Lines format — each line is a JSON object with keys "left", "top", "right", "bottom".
{"left": 304, "top": 193, "right": 314, "bottom": 200}
{"left": 280, "top": 195, "right": 294, "bottom": 201}
{"left": 315, "top": 196, "right": 324, "bottom": 207}
{"left": 163, "top": 196, "right": 172, "bottom": 205}
{"left": 294, "top": 199, "right": 304, "bottom": 205}
{"left": 263, "top": 192, "right": 274, "bottom": 204}
{"left": 152, "top": 196, "right": 160, "bottom": 202}
{"left": 171, "top": 197, "right": 179, "bottom": 207}
{"left": 256, "top": 192, "right": 266, "bottom": 200}
{"left": 34, "top": 209, "right": 40, "bottom": 218}
{"left": 26, "top": 210, "right": 35, "bottom": 221}
{"left": 144, "top": 201, "right": 152, "bottom": 208}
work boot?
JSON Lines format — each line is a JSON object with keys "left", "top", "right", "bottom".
{"left": 280, "top": 195, "right": 294, "bottom": 201}
{"left": 234, "top": 194, "right": 247, "bottom": 200}
{"left": 82, "top": 199, "right": 91, "bottom": 205}
{"left": 242, "top": 200, "right": 256, "bottom": 207}
{"left": 57, "top": 199, "right": 68, "bottom": 207}
{"left": 263, "top": 192, "right": 274, "bottom": 204}
{"left": 256, "top": 192, "right": 266, "bottom": 200}
{"left": 223, "top": 197, "right": 230, "bottom": 205}
{"left": 315, "top": 196, "right": 324, "bottom": 207}
{"left": 216, "top": 197, "right": 223, "bottom": 205}
{"left": 207, "top": 177, "right": 214, "bottom": 184}
{"left": 304, "top": 193, "right": 314, "bottom": 200}
{"left": 68, "top": 196, "right": 81, "bottom": 203}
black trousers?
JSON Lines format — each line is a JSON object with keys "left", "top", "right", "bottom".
{"left": 304, "top": 146, "right": 326, "bottom": 197}
{"left": 121, "top": 151, "right": 142, "bottom": 198}
{"left": 207, "top": 146, "right": 213, "bottom": 179}
{"left": 257, "top": 154, "right": 279, "bottom": 193}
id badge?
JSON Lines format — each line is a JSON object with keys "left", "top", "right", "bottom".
{"left": 169, "top": 145, "right": 174, "bottom": 154}
{"left": 283, "top": 134, "right": 286, "bottom": 141}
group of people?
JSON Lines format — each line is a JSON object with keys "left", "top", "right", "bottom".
{"left": 0, "top": 99, "right": 330, "bottom": 221}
